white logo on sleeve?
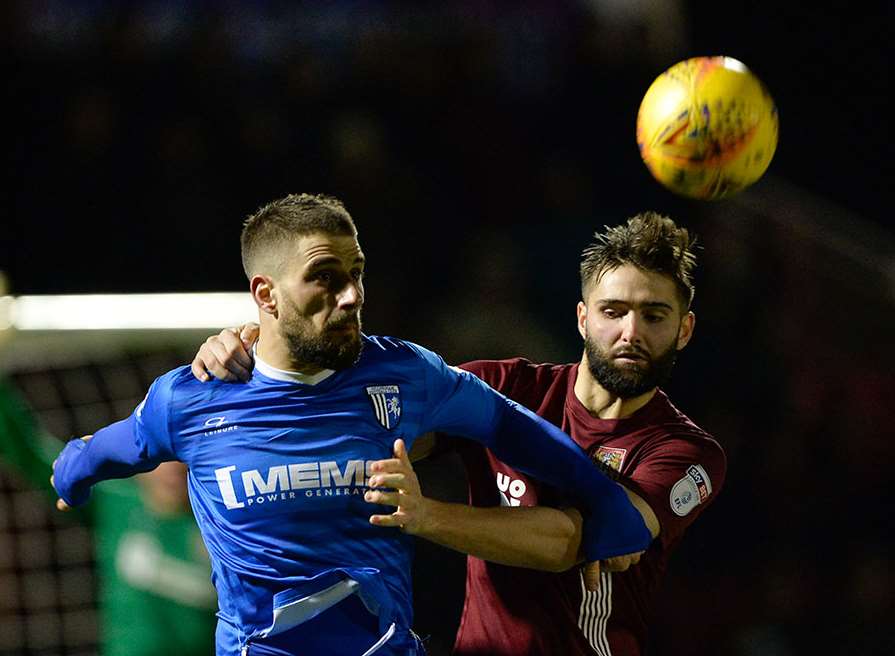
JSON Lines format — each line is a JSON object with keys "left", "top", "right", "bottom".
{"left": 670, "top": 464, "right": 713, "bottom": 517}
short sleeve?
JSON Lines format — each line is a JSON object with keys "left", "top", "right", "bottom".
{"left": 625, "top": 436, "right": 727, "bottom": 544}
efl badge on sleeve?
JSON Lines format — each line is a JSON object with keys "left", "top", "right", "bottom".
{"left": 366, "top": 385, "right": 401, "bottom": 430}
{"left": 669, "top": 464, "right": 713, "bottom": 517}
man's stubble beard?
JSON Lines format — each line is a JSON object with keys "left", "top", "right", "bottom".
{"left": 584, "top": 334, "right": 678, "bottom": 399}
{"left": 281, "top": 299, "right": 364, "bottom": 371}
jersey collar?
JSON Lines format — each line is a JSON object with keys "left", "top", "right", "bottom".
{"left": 566, "top": 362, "right": 667, "bottom": 433}
{"left": 253, "top": 346, "right": 336, "bottom": 386}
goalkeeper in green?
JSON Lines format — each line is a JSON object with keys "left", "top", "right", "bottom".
{"left": 0, "top": 379, "right": 217, "bottom": 655}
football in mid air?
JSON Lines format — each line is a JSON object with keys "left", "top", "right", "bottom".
{"left": 636, "top": 56, "right": 778, "bottom": 200}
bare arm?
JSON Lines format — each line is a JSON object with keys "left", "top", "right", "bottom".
{"left": 367, "top": 439, "right": 659, "bottom": 576}
{"left": 408, "top": 498, "right": 584, "bottom": 572}
{"left": 621, "top": 486, "right": 660, "bottom": 541}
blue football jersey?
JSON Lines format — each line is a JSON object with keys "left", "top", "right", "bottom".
{"left": 53, "top": 334, "right": 652, "bottom": 655}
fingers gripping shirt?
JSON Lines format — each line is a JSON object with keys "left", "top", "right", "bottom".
{"left": 52, "top": 335, "right": 649, "bottom": 655}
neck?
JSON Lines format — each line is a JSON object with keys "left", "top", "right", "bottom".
{"left": 573, "top": 352, "right": 656, "bottom": 419}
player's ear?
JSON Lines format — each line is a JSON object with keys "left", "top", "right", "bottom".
{"left": 250, "top": 275, "right": 277, "bottom": 316}
{"left": 576, "top": 301, "right": 588, "bottom": 340}
{"left": 676, "top": 311, "right": 695, "bottom": 350}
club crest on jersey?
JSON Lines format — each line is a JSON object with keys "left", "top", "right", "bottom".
{"left": 592, "top": 446, "right": 627, "bottom": 472}
{"left": 366, "top": 385, "right": 401, "bottom": 429}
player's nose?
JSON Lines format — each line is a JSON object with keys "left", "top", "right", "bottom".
{"left": 336, "top": 279, "right": 363, "bottom": 308}
{"left": 619, "top": 313, "right": 643, "bottom": 343}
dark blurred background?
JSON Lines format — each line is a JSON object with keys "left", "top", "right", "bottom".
{"left": 2, "top": 1, "right": 893, "bottom": 655}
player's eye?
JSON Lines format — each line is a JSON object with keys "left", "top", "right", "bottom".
{"left": 645, "top": 314, "right": 664, "bottom": 323}
{"left": 351, "top": 269, "right": 364, "bottom": 281}
{"left": 315, "top": 271, "right": 333, "bottom": 283}
{"left": 602, "top": 308, "right": 619, "bottom": 319}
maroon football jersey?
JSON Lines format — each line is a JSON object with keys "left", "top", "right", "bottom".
{"left": 451, "top": 358, "right": 726, "bottom": 656}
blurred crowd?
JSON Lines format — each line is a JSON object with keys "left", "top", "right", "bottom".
{"left": 3, "top": 2, "right": 892, "bottom": 655}
{"left": 5, "top": 0, "right": 699, "bottom": 297}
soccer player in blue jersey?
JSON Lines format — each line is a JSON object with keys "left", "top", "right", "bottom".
{"left": 51, "top": 193, "right": 651, "bottom": 656}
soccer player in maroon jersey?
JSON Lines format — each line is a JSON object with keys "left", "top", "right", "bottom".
{"left": 193, "top": 211, "right": 726, "bottom": 655}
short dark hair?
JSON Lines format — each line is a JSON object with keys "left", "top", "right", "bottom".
{"left": 240, "top": 193, "right": 357, "bottom": 278}
{"left": 579, "top": 211, "right": 697, "bottom": 309}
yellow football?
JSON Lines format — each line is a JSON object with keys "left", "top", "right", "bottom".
{"left": 636, "top": 56, "right": 778, "bottom": 199}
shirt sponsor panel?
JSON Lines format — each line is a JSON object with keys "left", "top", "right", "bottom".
{"left": 496, "top": 471, "right": 527, "bottom": 507}
{"left": 215, "top": 459, "right": 376, "bottom": 510}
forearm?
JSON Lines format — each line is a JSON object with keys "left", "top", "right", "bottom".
{"left": 486, "top": 400, "right": 651, "bottom": 559}
{"left": 415, "top": 500, "right": 583, "bottom": 572}
{"left": 53, "top": 415, "right": 160, "bottom": 506}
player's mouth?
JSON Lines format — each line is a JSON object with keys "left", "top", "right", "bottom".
{"left": 328, "top": 318, "right": 360, "bottom": 333}
{"left": 613, "top": 350, "right": 648, "bottom": 364}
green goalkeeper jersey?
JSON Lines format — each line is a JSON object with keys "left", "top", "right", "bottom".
{"left": 0, "top": 379, "right": 217, "bottom": 656}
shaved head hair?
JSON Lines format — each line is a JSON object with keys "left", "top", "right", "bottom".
{"left": 240, "top": 193, "right": 357, "bottom": 279}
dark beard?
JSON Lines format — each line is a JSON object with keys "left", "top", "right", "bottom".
{"left": 584, "top": 336, "right": 678, "bottom": 399}
{"left": 282, "top": 310, "right": 364, "bottom": 371}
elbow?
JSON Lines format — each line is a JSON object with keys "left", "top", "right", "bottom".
{"left": 545, "top": 507, "right": 585, "bottom": 572}
{"left": 536, "top": 525, "right": 583, "bottom": 573}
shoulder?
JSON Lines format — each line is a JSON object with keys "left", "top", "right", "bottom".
{"left": 635, "top": 391, "right": 728, "bottom": 486}
{"left": 654, "top": 391, "right": 725, "bottom": 458}
{"left": 361, "top": 335, "right": 426, "bottom": 360}
{"left": 150, "top": 365, "right": 214, "bottom": 398}
{"left": 141, "top": 365, "right": 234, "bottom": 415}
{"left": 458, "top": 358, "right": 573, "bottom": 396}
{"left": 360, "top": 335, "right": 449, "bottom": 371}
